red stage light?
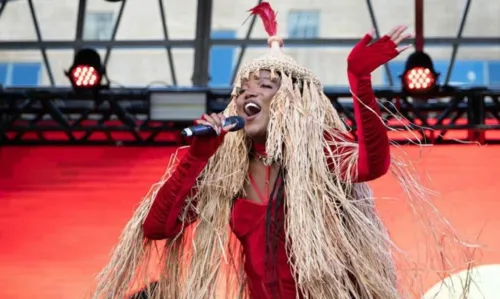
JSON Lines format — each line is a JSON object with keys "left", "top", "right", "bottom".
{"left": 70, "top": 65, "right": 101, "bottom": 87}
{"left": 403, "top": 67, "right": 436, "bottom": 92}
{"left": 401, "top": 51, "right": 439, "bottom": 95}
{"left": 65, "top": 48, "right": 107, "bottom": 91}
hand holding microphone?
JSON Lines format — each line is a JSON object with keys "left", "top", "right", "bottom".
{"left": 183, "top": 113, "right": 245, "bottom": 160}
{"left": 181, "top": 114, "right": 245, "bottom": 137}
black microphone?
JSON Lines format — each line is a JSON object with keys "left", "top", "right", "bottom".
{"left": 181, "top": 116, "right": 245, "bottom": 137}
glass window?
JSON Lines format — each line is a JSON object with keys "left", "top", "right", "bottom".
{"left": 84, "top": 11, "right": 114, "bottom": 40}
{"left": 288, "top": 11, "right": 320, "bottom": 38}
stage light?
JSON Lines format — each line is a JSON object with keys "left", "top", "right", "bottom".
{"left": 65, "top": 48, "right": 108, "bottom": 91}
{"left": 401, "top": 51, "right": 439, "bottom": 94}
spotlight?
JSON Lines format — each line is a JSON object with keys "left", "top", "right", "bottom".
{"left": 65, "top": 48, "right": 108, "bottom": 90}
{"left": 401, "top": 51, "right": 439, "bottom": 95}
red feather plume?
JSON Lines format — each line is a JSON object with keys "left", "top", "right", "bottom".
{"left": 248, "top": 2, "right": 278, "bottom": 37}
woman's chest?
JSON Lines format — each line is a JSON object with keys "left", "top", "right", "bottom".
{"left": 243, "top": 161, "right": 281, "bottom": 205}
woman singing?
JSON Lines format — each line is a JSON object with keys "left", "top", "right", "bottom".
{"left": 93, "top": 3, "right": 474, "bottom": 299}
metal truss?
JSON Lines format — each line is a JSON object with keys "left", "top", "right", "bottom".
{"left": 1, "top": 0, "right": 499, "bottom": 146}
{"left": 1, "top": 87, "right": 499, "bottom": 146}
{"left": 0, "top": 0, "right": 498, "bottom": 89}
{"left": 0, "top": 87, "right": 192, "bottom": 145}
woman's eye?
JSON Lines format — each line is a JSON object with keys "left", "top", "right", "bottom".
{"left": 239, "top": 89, "right": 246, "bottom": 95}
{"left": 261, "top": 84, "right": 273, "bottom": 89}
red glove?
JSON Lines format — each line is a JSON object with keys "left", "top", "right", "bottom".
{"left": 187, "top": 114, "right": 233, "bottom": 160}
{"left": 347, "top": 34, "right": 399, "bottom": 79}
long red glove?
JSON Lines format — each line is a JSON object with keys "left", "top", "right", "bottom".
{"left": 143, "top": 124, "right": 227, "bottom": 240}
{"left": 326, "top": 34, "right": 397, "bottom": 182}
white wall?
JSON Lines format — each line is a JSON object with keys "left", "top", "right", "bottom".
{"left": 0, "top": 0, "right": 498, "bottom": 87}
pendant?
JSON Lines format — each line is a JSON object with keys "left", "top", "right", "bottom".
{"left": 254, "top": 153, "right": 272, "bottom": 166}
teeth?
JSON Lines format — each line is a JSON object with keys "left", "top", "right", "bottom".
{"left": 245, "top": 102, "right": 260, "bottom": 110}
{"left": 244, "top": 102, "right": 262, "bottom": 116}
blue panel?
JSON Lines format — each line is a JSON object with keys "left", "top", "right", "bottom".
{"left": 10, "top": 62, "right": 41, "bottom": 86}
{"left": 0, "top": 63, "right": 7, "bottom": 85}
{"left": 384, "top": 62, "right": 405, "bottom": 87}
{"left": 383, "top": 60, "right": 485, "bottom": 86}
{"left": 435, "top": 60, "right": 484, "bottom": 85}
{"left": 487, "top": 61, "right": 500, "bottom": 86}
{"left": 209, "top": 30, "right": 236, "bottom": 87}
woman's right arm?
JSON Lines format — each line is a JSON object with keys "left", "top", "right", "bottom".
{"left": 142, "top": 149, "right": 210, "bottom": 239}
{"left": 142, "top": 113, "right": 235, "bottom": 240}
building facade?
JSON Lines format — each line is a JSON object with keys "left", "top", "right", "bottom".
{"left": 0, "top": 0, "right": 499, "bottom": 88}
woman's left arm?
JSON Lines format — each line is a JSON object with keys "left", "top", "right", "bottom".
{"left": 324, "top": 75, "right": 390, "bottom": 183}
{"left": 325, "top": 26, "right": 412, "bottom": 183}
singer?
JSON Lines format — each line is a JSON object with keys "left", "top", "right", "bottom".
{"left": 93, "top": 3, "right": 474, "bottom": 299}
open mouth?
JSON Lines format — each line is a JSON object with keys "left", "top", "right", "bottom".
{"left": 244, "top": 102, "right": 262, "bottom": 118}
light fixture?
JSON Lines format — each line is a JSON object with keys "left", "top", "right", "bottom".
{"left": 65, "top": 48, "right": 108, "bottom": 91}
{"left": 401, "top": 51, "right": 439, "bottom": 95}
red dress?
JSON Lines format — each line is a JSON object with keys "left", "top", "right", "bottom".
{"left": 143, "top": 36, "right": 398, "bottom": 297}
{"left": 143, "top": 79, "right": 390, "bottom": 299}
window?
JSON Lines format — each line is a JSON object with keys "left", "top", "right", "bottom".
{"left": 0, "top": 64, "right": 7, "bottom": 85}
{"left": 84, "top": 12, "right": 114, "bottom": 40}
{"left": 0, "top": 62, "right": 41, "bottom": 87}
{"left": 487, "top": 61, "right": 500, "bottom": 86}
{"left": 209, "top": 30, "right": 236, "bottom": 87}
{"left": 287, "top": 10, "right": 320, "bottom": 38}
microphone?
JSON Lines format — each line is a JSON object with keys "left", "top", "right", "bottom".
{"left": 181, "top": 116, "right": 245, "bottom": 137}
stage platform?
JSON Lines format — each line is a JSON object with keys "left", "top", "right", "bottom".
{"left": 1, "top": 145, "right": 499, "bottom": 298}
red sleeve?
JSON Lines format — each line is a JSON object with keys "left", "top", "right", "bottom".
{"left": 142, "top": 148, "right": 209, "bottom": 240}
{"left": 325, "top": 74, "right": 390, "bottom": 182}
{"left": 143, "top": 121, "right": 228, "bottom": 240}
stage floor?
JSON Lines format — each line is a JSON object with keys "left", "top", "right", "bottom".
{"left": 1, "top": 145, "right": 499, "bottom": 298}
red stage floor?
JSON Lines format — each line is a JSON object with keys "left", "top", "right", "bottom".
{"left": 0, "top": 145, "right": 499, "bottom": 298}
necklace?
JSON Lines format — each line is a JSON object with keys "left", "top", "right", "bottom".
{"left": 252, "top": 143, "right": 272, "bottom": 166}
{"left": 254, "top": 152, "right": 267, "bottom": 163}
{"left": 253, "top": 152, "right": 273, "bottom": 166}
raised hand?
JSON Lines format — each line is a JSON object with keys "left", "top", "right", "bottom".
{"left": 347, "top": 25, "right": 413, "bottom": 77}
